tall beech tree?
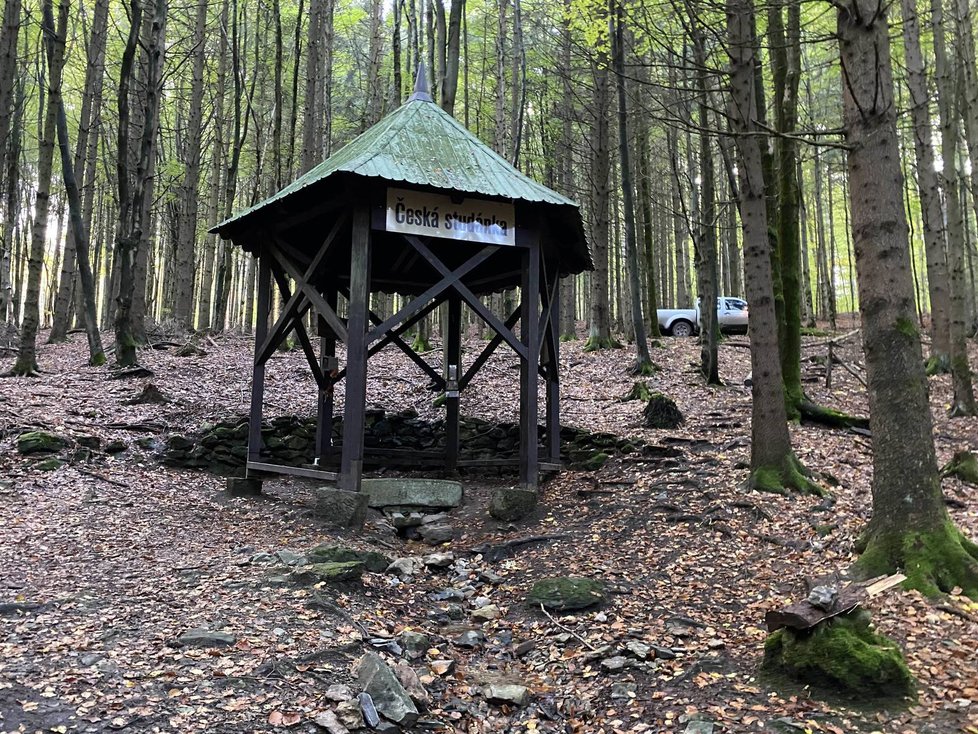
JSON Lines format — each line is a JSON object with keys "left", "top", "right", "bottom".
{"left": 836, "top": 0, "right": 978, "bottom": 595}
{"left": 727, "top": 0, "right": 820, "bottom": 495}
{"left": 10, "top": 0, "right": 66, "bottom": 376}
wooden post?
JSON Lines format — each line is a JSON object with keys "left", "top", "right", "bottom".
{"left": 520, "top": 239, "right": 541, "bottom": 490}
{"left": 317, "top": 286, "right": 338, "bottom": 464}
{"left": 339, "top": 207, "right": 371, "bottom": 491}
{"left": 248, "top": 253, "right": 272, "bottom": 465}
{"left": 445, "top": 293, "right": 462, "bottom": 471}
{"left": 546, "top": 274, "right": 561, "bottom": 464}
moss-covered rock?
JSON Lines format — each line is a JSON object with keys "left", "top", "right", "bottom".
{"left": 306, "top": 545, "right": 390, "bottom": 573}
{"left": 17, "top": 431, "right": 68, "bottom": 455}
{"left": 763, "top": 609, "right": 915, "bottom": 699}
{"left": 582, "top": 452, "right": 610, "bottom": 471}
{"left": 941, "top": 451, "right": 978, "bottom": 485}
{"left": 35, "top": 458, "right": 65, "bottom": 472}
{"left": 489, "top": 488, "right": 537, "bottom": 521}
{"left": 292, "top": 561, "right": 365, "bottom": 584}
{"left": 527, "top": 577, "right": 605, "bottom": 612}
{"left": 642, "top": 393, "right": 684, "bottom": 429}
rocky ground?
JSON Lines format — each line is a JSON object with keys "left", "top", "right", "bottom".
{"left": 1, "top": 326, "right": 977, "bottom": 734}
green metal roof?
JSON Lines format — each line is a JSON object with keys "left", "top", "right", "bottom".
{"left": 213, "top": 97, "right": 578, "bottom": 233}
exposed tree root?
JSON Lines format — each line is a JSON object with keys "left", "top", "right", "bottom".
{"left": 748, "top": 452, "right": 826, "bottom": 497}
{"left": 855, "top": 520, "right": 978, "bottom": 598}
{"left": 583, "top": 335, "right": 622, "bottom": 352}
{"left": 630, "top": 359, "right": 659, "bottom": 377}
{"left": 622, "top": 381, "right": 652, "bottom": 402}
{"left": 798, "top": 400, "right": 870, "bottom": 430}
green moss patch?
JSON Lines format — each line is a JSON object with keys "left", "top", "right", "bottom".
{"left": 306, "top": 545, "right": 390, "bottom": 573}
{"left": 17, "top": 431, "right": 69, "bottom": 455}
{"left": 623, "top": 381, "right": 653, "bottom": 402}
{"left": 748, "top": 452, "right": 826, "bottom": 497}
{"left": 527, "top": 577, "right": 605, "bottom": 612}
{"left": 941, "top": 451, "right": 978, "bottom": 485}
{"left": 763, "top": 609, "right": 914, "bottom": 699}
{"left": 856, "top": 521, "right": 978, "bottom": 598}
{"left": 292, "top": 561, "right": 365, "bottom": 584}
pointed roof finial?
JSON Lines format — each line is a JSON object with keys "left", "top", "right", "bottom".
{"left": 409, "top": 62, "right": 433, "bottom": 102}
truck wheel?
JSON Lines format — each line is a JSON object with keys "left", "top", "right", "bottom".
{"left": 671, "top": 320, "right": 693, "bottom": 337}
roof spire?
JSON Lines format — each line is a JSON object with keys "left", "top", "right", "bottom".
{"left": 408, "top": 62, "right": 433, "bottom": 102}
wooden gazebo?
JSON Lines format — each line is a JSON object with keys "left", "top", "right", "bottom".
{"left": 211, "top": 73, "right": 591, "bottom": 494}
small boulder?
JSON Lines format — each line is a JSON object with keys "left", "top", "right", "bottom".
{"left": 17, "top": 431, "right": 68, "bottom": 455}
{"left": 423, "top": 552, "right": 455, "bottom": 568}
{"left": 471, "top": 605, "right": 501, "bottom": 622}
{"left": 398, "top": 630, "right": 430, "bottom": 658}
{"left": 393, "top": 661, "right": 430, "bottom": 707}
{"left": 489, "top": 488, "right": 537, "bottom": 522}
{"left": 526, "top": 577, "right": 605, "bottom": 612}
{"left": 453, "top": 630, "right": 485, "bottom": 648}
{"left": 762, "top": 609, "right": 915, "bottom": 698}
{"left": 418, "top": 524, "right": 455, "bottom": 545}
{"left": 313, "top": 710, "right": 350, "bottom": 734}
{"left": 312, "top": 488, "right": 369, "bottom": 528}
{"left": 356, "top": 651, "right": 420, "bottom": 726}
{"left": 387, "top": 557, "right": 424, "bottom": 578}
{"left": 601, "top": 656, "right": 628, "bottom": 673}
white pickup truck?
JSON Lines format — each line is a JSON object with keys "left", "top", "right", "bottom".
{"left": 657, "top": 297, "right": 749, "bottom": 336}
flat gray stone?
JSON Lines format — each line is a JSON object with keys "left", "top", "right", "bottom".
{"left": 362, "top": 478, "right": 462, "bottom": 509}
{"left": 600, "top": 656, "right": 628, "bottom": 672}
{"left": 177, "top": 628, "right": 236, "bottom": 648}
{"left": 399, "top": 631, "right": 430, "bottom": 657}
{"left": 313, "top": 487, "right": 369, "bottom": 528}
{"left": 356, "top": 651, "right": 419, "bottom": 726}
{"left": 484, "top": 683, "right": 530, "bottom": 706}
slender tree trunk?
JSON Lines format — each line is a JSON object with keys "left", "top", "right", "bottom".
{"left": 728, "top": 0, "right": 818, "bottom": 494}
{"left": 50, "top": 2, "right": 103, "bottom": 365}
{"left": 613, "top": 0, "right": 652, "bottom": 370}
{"left": 584, "top": 46, "right": 617, "bottom": 350}
{"left": 173, "top": 0, "right": 208, "bottom": 329}
{"left": 836, "top": 0, "right": 978, "bottom": 595}
{"left": 11, "top": 0, "right": 66, "bottom": 375}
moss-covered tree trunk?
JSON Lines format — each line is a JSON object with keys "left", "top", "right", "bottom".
{"left": 836, "top": 0, "right": 978, "bottom": 597}
{"left": 727, "top": 0, "right": 819, "bottom": 495}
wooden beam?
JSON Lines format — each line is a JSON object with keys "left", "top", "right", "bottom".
{"left": 246, "top": 461, "right": 338, "bottom": 481}
{"left": 270, "top": 270, "right": 327, "bottom": 389}
{"left": 339, "top": 207, "right": 371, "bottom": 492}
{"left": 248, "top": 254, "right": 273, "bottom": 466}
{"left": 266, "top": 240, "right": 349, "bottom": 343}
{"left": 445, "top": 294, "right": 462, "bottom": 472}
{"left": 545, "top": 271, "right": 561, "bottom": 465}
{"left": 316, "top": 292, "right": 337, "bottom": 464}
{"left": 366, "top": 241, "right": 498, "bottom": 344}
{"left": 520, "top": 239, "right": 541, "bottom": 491}
{"left": 403, "top": 235, "right": 527, "bottom": 359}
{"left": 256, "top": 216, "right": 347, "bottom": 363}
{"left": 459, "top": 306, "right": 521, "bottom": 390}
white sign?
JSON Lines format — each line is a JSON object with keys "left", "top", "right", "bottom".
{"left": 385, "top": 187, "right": 516, "bottom": 246}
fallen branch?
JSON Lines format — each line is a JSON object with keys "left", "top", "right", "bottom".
{"left": 937, "top": 603, "right": 978, "bottom": 623}
{"left": 77, "top": 467, "right": 130, "bottom": 488}
{"left": 469, "top": 534, "right": 567, "bottom": 563}
{"left": 540, "top": 604, "right": 599, "bottom": 651}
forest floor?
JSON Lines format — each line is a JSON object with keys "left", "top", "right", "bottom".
{"left": 1, "top": 325, "right": 977, "bottom": 734}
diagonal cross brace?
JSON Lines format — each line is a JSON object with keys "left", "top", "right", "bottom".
{"left": 366, "top": 241, "right": 498, "bottom": 345}
{"left": 267, "top": 239, "right": 349, "bottom": 344}
{"left": 403, "top": 234, "right": 528, "bottom": 361}
{"left": 270, "top": 270, "right": 328, "bottom": 389}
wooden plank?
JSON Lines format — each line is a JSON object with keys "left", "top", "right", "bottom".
{"left": 248, "top": 254, "right": 272, "bottom": 463}
{"left": 764, "top": 573, "right": 908, "bottom": 632}
{"left": 339, "top": 207, "right": 371, "bottom": 492}
{"left": 247, "top": 461, "right": 338, "bottom": 481}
